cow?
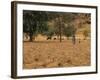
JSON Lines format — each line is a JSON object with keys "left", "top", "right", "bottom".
{"left": 47, "top": 36, "right": 52, "bottom": 40}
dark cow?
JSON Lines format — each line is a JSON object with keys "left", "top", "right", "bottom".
{"left": 47, "top": 36, "right": 52, "bottom": 40}
{"left": 53, "top": 38, "right": 56, "bottom": 40}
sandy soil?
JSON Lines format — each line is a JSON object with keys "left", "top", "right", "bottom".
{"left": 23, "top": 40, "right": 90, "bottom": 69}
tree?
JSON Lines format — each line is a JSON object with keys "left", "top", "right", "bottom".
{"left": 63, "top": 24, "right": 76, "bottom": 44}
{"left": 63, "top": 25, "right": 76, "bottom": 38}
{"left": 72, "top": 28, "right": 77, "bottom": 45}
{"left": 23, "top": 11, "right": 37, "bottom": 41}
{"left": 47, "top": 12, "right": 75, "bottom": 42}
{"left": 23, "top": 11, "right": 49, "bottom": 42}
{"left": 42, "top": 25, "right": 54, "bottom": 38}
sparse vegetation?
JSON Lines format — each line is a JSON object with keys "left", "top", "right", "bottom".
{"left": 23, "top": 40, "right": 90, "bottom": 69}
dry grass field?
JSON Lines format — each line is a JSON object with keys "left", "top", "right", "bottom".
{"left": 23, "top": 39, "right": 90, "bottom": 69}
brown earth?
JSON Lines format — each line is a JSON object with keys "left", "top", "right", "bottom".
{"left": 23, "top": 39, "right": 90, "bottom": 69}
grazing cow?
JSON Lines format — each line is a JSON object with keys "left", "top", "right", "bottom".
{"left": 47, "top": 36, "right": 52, "bottom": 40}
{"left": 53, "top": 38, "right": 56, "bottom": 40}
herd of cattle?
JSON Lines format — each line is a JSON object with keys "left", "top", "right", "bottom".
{"left": 23, "top": 33, "right": 89, "bottom": 42}
{"left": 23, "top": 33, "right": 67, "bottom": 41}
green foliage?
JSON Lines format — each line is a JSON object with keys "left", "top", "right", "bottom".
{"left": 43, "top": 24, "right": 55, "bottom": 37}
{"left": 23, "top": 10, "right": 49, "bottom": 41}
{"left": 63, "top": 25, "right": 76, "bottom": 39}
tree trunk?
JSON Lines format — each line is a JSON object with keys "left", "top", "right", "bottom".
{"left": 59, "top": 26, "right": 62, "bottom": 42}
{"left": 59, "top": 16, "right": 62, "bottom": 42}
{"left": 72, "top": 28, "right": 77, "bottom": 44}
{"left": 72, "top": 34, "right": 76, "bottom": 45}
{"left": 29, "top": 35, "right": 33, "bottom": 42}
{"left": 29, "top": 32, "right": 33, "bottom": 42}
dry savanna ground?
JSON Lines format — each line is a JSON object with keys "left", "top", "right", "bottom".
{"left": 23, "top": 39, "right": 90, "bottom": 69}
